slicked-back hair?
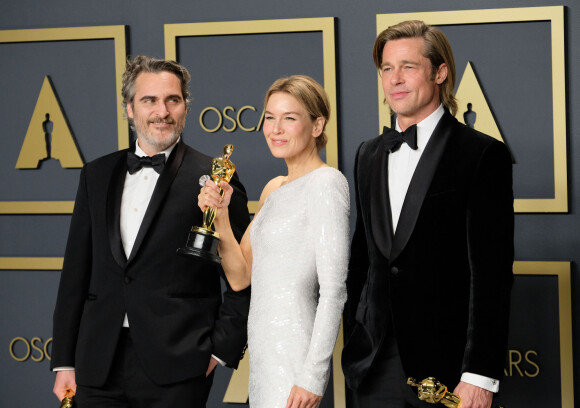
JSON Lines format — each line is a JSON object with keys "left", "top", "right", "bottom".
{"left": 373, "top": 20, "right": 457, "bottom": 116}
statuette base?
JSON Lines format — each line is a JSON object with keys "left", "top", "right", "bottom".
{"left": 177, "top": 226, "right": 221, "bottom": 264}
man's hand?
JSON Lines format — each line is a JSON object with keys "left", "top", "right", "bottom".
{"left": 53, "top": 370, "right": 76, "bottom": 401}
{"left": 453, "top": 381, "right": 493, "bottom": 408}
{"left": 206, "top": 356, "right": 219, "bottom": 377}
{"left": 285, "top": 385, "right": 322, "bottom": 408}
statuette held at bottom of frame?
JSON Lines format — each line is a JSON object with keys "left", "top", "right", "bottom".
{"left": 59, "top": 390, "right": 75, "bottom": 408}
{"left": 407, "top": 377, "right": 461, "bottom": 408}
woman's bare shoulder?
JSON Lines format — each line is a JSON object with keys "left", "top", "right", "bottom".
{"left": 254, "top": 176, "right": 286, "bottom": 214}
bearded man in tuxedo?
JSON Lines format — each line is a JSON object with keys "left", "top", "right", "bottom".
{"left": 342, "top": 20, "right": 514, "bottom": 408}
{"left": 51, "top": 55, "right": 251, "bottom": 407}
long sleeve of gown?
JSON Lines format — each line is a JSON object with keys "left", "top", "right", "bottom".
{"left": 295, "top": 170, "right": 350, "bottom": 395}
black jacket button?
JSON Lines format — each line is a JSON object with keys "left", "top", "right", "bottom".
{"left": 390, "top": 266, "right": 399, "bottom": 276}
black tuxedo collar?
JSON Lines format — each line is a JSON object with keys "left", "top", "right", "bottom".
{"left": 389, "top": 111, "right": 454, "bottom": 262}
{"left": 127, "top": 140, "right": 185, "bottom": 264}
{"left": 107, "top": 151, "right": 130, "bottom": 268}
{"left": 369, "top": 129, "right": 396, "bottom": 259}
{"left": 106, "top": 141, "right": 186, "bottom": 268}
{"left": 107, "top": 142, "right": 140, "bottom": 268}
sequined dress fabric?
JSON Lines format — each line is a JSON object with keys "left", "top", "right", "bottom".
{"left": 248, "top": 167, "right": 350, "bottom": 407}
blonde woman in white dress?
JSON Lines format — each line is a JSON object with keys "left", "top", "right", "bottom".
{"left": 198, "top": 75, "right": 350, "bottom": 408}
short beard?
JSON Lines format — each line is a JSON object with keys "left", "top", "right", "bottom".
{"left": 136, "top": 117, "right": 185, "bottom": 152}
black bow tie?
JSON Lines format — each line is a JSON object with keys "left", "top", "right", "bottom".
{"left": 382, "top": 124, "right": 418, "bottom": 152}
{"left": 127, "top": 151, "right": 166, "bottom": 174}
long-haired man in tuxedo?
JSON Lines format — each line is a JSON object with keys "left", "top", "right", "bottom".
{"left": 342, "top": 20, "right": 514, "bottom": 408}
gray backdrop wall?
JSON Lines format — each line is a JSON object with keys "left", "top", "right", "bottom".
{"left": 1, "top": 0, "right": 578, "bottom": 407}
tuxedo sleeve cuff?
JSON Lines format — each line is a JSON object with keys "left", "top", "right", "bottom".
{"left": 461, "top": 372, "right": 500, "bottom": 392}
{"left": 212, "top": 354, "right": 226, "bottom": 367}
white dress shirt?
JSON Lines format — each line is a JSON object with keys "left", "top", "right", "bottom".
{"left": 120, "top": 140, "right": 176, "bottom": 327}
{"left": 388, "top": 105, "right": 500, "bottom": 393}
{"left": 388, "top": 105, "right": 444, "bottom": 231}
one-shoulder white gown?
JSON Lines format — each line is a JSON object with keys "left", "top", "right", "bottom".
{"left": 248, "top": 167, "right": 350, "bottom": 407}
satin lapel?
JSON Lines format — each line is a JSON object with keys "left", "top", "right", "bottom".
{"left": 369, "top": 137, "right": 394, "bottom": 260}
{"left": 107, "top": 152, "right": 130, "bottom": 268}
{"left": 391, "top": 113, "right": 453, "bottom": 261}
{"left": 127, "top": 141, "right": 185, "bottom": 264}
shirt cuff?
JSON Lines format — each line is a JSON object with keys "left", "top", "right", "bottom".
{"left": 53, "top": 367, "right": 75, "bottom": 371}
{"left": 212, "top": 354, "right": 226, "bottom": 366}
{"left": 461, "top": 372, "right": 500, "bottom": 393}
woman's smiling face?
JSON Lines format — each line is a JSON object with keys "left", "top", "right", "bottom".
{"left": 262, "top": 92, "right": 322, "bottom": 161}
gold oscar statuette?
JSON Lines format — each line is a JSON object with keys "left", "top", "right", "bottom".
{"left": 407, "top": 377, "right": 461, "bottom": 408}
{"left": 177, "top": 144, "right": 236, "bottom": 263}
{"left": 59, "top": 390, "right": 74, "bottom": 408}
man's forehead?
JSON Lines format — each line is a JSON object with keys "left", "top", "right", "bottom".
{"left": 382, "top": 38, "right": 427, "bottom": 62}
{"left": 384, "top": 37, "right": 424, "bottom": 52}
{"left": 134, "top": 71, "right": 182, "bottom": 94}
{"left": 137, "top": 70, "right": 179, "bottom": 83}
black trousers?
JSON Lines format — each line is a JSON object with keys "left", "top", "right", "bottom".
{"left": 76, "top": 329, "right": 214, "bottom": 408}
{"left": 346, "top": 334, "right": 432, "bottom": 408}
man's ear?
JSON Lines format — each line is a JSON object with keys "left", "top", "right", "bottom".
{"left": 126, "top": 102, "right": 134, "bottom": 119}
{"left": 435, "top": 63, "right": 448, "bottom": 85}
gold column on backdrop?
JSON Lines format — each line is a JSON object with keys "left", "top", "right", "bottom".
{"left": 376, "top": 6, "right": 567, "bottom": 213}
{"left": 0, "top": 25, "right": 127, "bottom": 214}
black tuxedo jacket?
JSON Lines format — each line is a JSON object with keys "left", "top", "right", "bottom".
{"left": 51, "top": 140, "right": 251, "bottom": 387}
{"left": 342, "top": 111, "right": 514, "bottom": 390}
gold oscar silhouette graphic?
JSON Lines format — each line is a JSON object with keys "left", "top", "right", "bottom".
{"left": 177, "top": 144, "right": 236, "bottom": 263}
{"left": 16, "top": 76, "right": 83, "bottom": 169}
